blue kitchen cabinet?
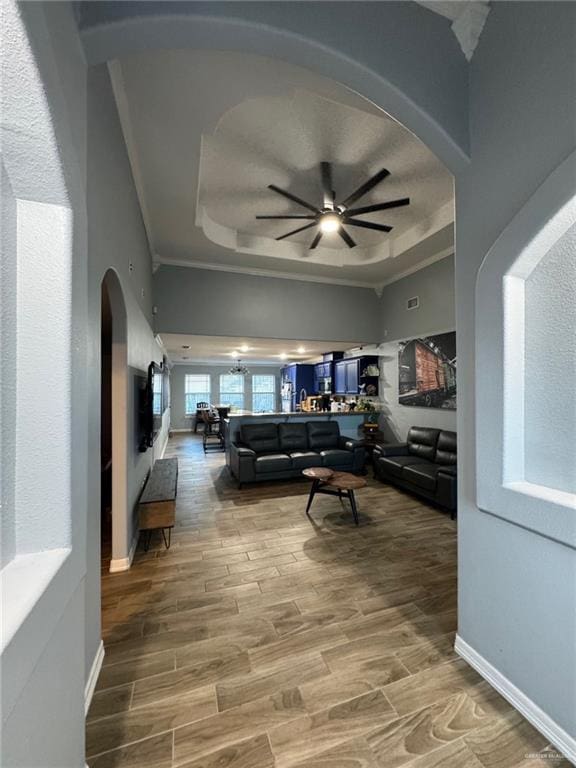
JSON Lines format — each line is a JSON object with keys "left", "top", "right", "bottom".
{"left": 345, "top": 360, "right": 359, "bottom": 394}
{"left": 334, "top": 361, "right": 347, "bottom": 394}
{"left": 334, "top": 356, "right": 379, "bottom": 395}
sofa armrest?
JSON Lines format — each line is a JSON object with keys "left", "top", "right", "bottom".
{"left": 338, "top": 436, "right": 366, "bottom": 472}
{"left": 437, "top": 468, "right": 457, "bottom": 511}
{"left": 229, "top": 442, "right": 256, "bottom": 482}
{"left": 338, "top": 436, "right": 363, "bottom": 451}
{"left": 232, "top": 444, "right": 256, "bottom": 458}
{"left": 373, "top": 442, "right": 409, "bottom": 458}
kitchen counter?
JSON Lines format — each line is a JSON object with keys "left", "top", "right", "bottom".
{"left": 223, "top": 410, "right": 374, "bottom": 447}
{"left": 226, "top": 410, "right": 375, "bottom": 417}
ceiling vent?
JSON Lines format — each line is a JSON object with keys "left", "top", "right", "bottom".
{"left": 407, "top": 296, "right": 419, "bottom": 310}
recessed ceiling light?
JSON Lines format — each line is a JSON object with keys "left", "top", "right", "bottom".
{"left": 230, "top": 350, "right": 238, "bottom": 356}
{"left": 279, "top": 353, "right": 288, "bottom": 360}
{"left": 239, "top": 344, "right": 249, "bottom": 353}
{"left": 297, "top": 346, "right": 306, "bottom": 354}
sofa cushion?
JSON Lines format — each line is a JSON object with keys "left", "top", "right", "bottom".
{"left": 320, "top": 449, "right": 353, "bottom": 467}
{"left": 255, "top": 453, "right": 292, "bottom": 473}
{"left": 377, "top": 455, "right": 430, "bottom": 479}
{"left": 279, "top": 423, "right": 309, "bottom": 452}
{"left": 407, "top": 427, "right": 441, "bottom": 462}
{"left": 240, "top": 423, "right": 279, "bottom": 453}
{"left": 289, "top": 451, "right": 322, "bottom": 469}
{"left": 307, "top": 421, "right": 339, "bottom": 450}
{"left": 403, "top": 463, "right": 441, "bottom": 491}
{"left": 438, "top": 464, "right": 457, "bottom": 477}
{"left": 436, "top": 431, "right": 457, "bottom": 465}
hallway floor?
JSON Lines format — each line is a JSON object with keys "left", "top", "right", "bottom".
{"left": 87, "top": 434, "right": 567, "bottom": 768}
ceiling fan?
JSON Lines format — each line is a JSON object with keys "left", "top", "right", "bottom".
{"left": 256, "top": 162, "right": 410, "bottom": 250}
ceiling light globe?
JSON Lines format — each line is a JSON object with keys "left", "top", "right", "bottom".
{"left": 320, "top": 214, "right": 340, "bottom": 234}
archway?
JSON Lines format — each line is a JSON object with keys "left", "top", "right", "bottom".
{"left": 78, "top": 8, "right": 469, "bottom": 176}
{"left": 101, "top": 269, "right": 130, "bottom": 572}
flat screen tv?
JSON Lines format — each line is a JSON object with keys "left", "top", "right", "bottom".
{"left": 138, "top": 361, "right": 165, "bottom": 452}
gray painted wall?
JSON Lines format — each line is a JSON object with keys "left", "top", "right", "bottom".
{"left": 456, "top": 1, "right": 576, "bottom": 739}
{"left": 153, "top": 266, "right": 381, "bottom": 344}
{"left": 86, "top": 63, "right": 169, "bottom": 676}
{"left": 362, "top": 256, "right": 456, "bottom": 443}
{"left": 170, "top": 364, "right": 281, "bottom": 430}
{"left": 380, "top": 255, "right": 455, "bottom": 342}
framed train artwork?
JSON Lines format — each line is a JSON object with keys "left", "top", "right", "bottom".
{"left": 398, "top": 332, "right": 456, "bottom": 409}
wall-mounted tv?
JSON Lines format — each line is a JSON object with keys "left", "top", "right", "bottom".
{"left": 138, "top": 361, "right": 166, "bottom": 452}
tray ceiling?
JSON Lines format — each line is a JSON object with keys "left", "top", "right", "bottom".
{"left": 110, "top": 50, "right": 454, "bottom": 287}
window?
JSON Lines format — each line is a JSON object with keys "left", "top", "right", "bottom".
{"left": 185, "top": 374, "right": 211, "bottom": 415}
{"left": 252, "top": 375, "right": 276, "bottom": 412}
{"left": 219, "top": 374, "right": 244, "bottom": 410}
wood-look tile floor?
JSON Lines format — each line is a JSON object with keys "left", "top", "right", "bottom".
{"left": 88, "top": 434, "right": 570, "bottom": 768}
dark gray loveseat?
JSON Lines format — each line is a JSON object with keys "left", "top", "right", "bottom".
{"left": 229, "top": 421, "right": 365, "bottom": 487}
{"left": 373, "top": 427, "right": 457, "bottom": 517}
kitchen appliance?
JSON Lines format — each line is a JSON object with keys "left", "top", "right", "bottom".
{"left": 281, "top": 364, "right": 315, "bottom": 413}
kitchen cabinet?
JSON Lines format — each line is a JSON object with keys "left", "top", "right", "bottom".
{"left": 334, "top": 356, "right": 379, "bottom": 395}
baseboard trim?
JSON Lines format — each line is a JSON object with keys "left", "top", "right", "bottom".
{"left": 109, "top": 530, "right": 138, "bottom": 573}
{"left": 170, "top": 428, "right": 192, "bottom": 433}
{"left": 455, "top": 635, "right": 576, "bottom": 764}
{"left": 84, "top": 640, "right": 104, "bottom": 715}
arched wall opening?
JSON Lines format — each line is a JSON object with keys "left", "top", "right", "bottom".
{"left": 475, "top": 149, "right": 576, "bottom": 543}
{"left": 101, "top": 269, "right": 130, "bottom": 572}
{"left": 78, "top": 9, "right": 469, "bottom": 177}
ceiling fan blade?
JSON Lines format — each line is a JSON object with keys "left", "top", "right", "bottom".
{"left": 320, "top": 162, "right": 334, "bottom": 210}
{"left": 256, "top": 215, "right": 317, "bottom": 220}
{"left": 340, "top": 168, "right": 390, "bottom": 208}
{"left": 345, "top": 218, "right": 393, "bottom": 233}
{"left": 338, "top": 227, "right": 356, "bottom": 248}
{"left": 268, "top": 184, "right": 320, "bottom": 213}
{"left": 309, "top": 231, "right": 323, "bottom": 250}
{"left": 276, "top": 222, "right": 318, "bottom": 241}
{"left": 345, "top": 197, "right": 410, "bottom": 216}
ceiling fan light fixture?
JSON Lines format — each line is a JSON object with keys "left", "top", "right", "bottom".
{"left": 319, "top": 213, "right": 340, "bottom": 233}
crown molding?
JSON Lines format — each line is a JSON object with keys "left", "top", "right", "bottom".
{"left": 108, "top": 59, "right": 156, "bottom": 258}
{"left": 154, "top": 256, "right": 377, "bottom": 290}
{"left": 156, "top": 247, "right": 454, "bottom": 296}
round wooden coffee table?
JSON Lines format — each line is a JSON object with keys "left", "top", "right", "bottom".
{"left": 302, "top": 468, "right": 366, "bottom": 525}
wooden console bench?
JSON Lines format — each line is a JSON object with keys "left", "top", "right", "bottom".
{"left": 138, "top": 458, "right": 178, "bottom": 551}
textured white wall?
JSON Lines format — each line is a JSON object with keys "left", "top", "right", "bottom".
{"left": 1, "top": 161, "right": 17, "bottom": 569}
{"left": 1, "top": 2, "right": 87, "bottom": 765}
{"left": 525, "top": 221, "right": 576, "bottom": 494}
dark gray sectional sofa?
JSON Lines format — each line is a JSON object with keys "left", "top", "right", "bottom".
{"left": 229, "top": 421, "right": 365, "bottom": 487}
{"left": 373, "top": 427, "right": 457, "bottom": 517}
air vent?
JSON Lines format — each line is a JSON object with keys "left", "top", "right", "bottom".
{"left": 407, "top": 296, "right": 419, "bottom": 310}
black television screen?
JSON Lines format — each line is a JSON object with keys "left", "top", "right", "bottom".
{"left": 149, "top": 361, "right": 164, "bottom": 445}
{"left": 138, "top": 362, "right": 164, "bottom": 452}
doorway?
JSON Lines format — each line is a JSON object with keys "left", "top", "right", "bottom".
{"left": 100, "top": 283, "right": 113, "bottom": 567}
{"left": 100, "top": 269, "right": 130, "bottom": 573}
